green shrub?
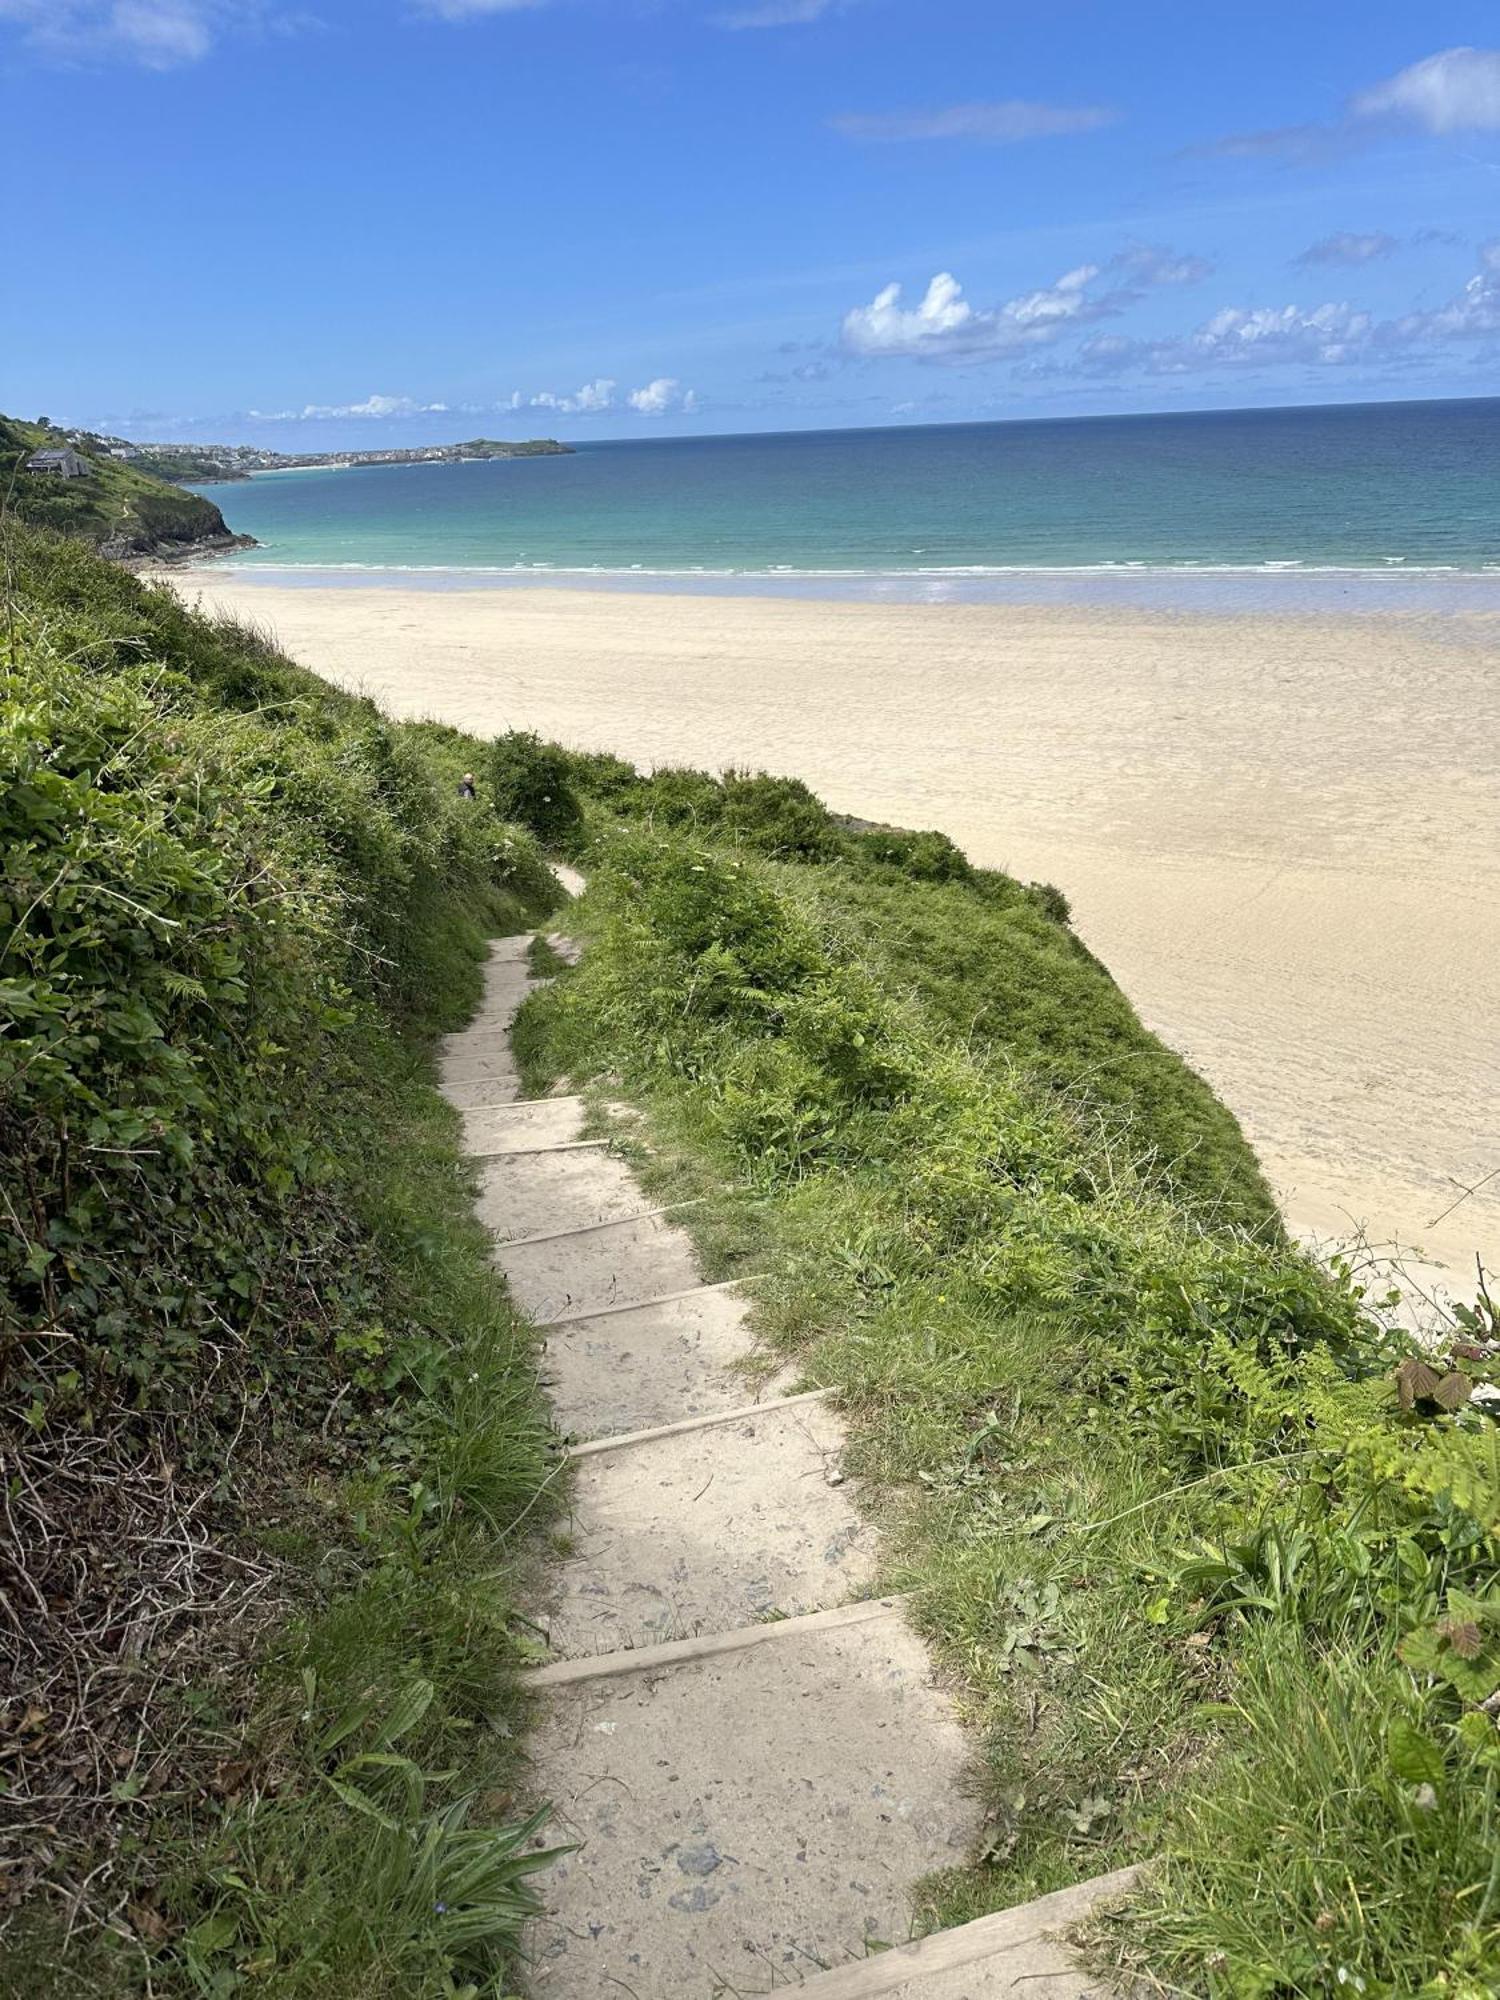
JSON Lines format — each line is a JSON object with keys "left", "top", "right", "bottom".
{"left": 0, "top": 523, "right": 559, "bottom": 1994}
{"left": 487, "top": 729, "right": 584, "bottom": 847}
{"left": 852, "top": 823, "right": 975, "bottom": 883}
{"left": 791, "top": 864, "right": 1279, "bottom": 1229}
{"left": 613, "top": 764, "right": 839, "bottom": 860}
{"left": 524, "top": 820, "right": 1500, "bottom": 1996}
{"left": 719, "top": 768, "right": 840, "bottom": 859}
{"left": 565, "top": 746, "right": 643, "bottom": 799}
{"left": 632, "top": 762, "right": 727, "bottom": 830}
{"left": 1025, "top": 879, "right": 1072, "bottom": 926}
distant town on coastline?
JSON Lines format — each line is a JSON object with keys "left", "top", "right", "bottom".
{"left": 0, "top": 411, "right": 572, "bottom": 562}
{"left": 70, "top": 430, "right": 574, "bottom": 482}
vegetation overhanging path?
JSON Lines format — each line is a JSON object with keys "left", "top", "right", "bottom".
{"left": 441, "top": 878, "right": 1139, "bottom": 1998}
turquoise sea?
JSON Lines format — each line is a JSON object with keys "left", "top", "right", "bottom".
{"left": 201, "top": 397, "right": 1500, "bottom": 610}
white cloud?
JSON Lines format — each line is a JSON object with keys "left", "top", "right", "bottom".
{"left": 1189, "top": 302, "right": 1375, "bottom": 366}
{"left": 415, "top": 0, "right": 546, "bottom": 17}
{"left": 1397, "top": 239, "right": 1500, "bottom": 341}
{"left": 831, "top": 99, "right": 1117, "bottom": 144}
{"left": 1189, "top": 122, "right": 1335, "bottom": 166}
{"left": 844, "top": 269, "right": 1113, "bottom": 362}
{"left": 838, "top": 251, "right": 1207, "bottom": 363}
{"left": 528, "top": 379, "right": 616, "bottom": 414}
{"left": 1295, "top": 231, "right": 1400, "bottom": 267}
{"left": 247, "top": 393, "right": 450, "bottom": 421}
{"left": 1063, "top": 304, "right": 1373, "bottom": 378}
{"left": 628, "top": 377, "right": 698, "bottom": 414}
{"left": 1353, "top": 46, "right": 1500, "bottom": 134}
{"left": 1198, "top": 45, "right": 1500, "bottom": 162}
{"left": 1056, "top": 242, "right": 1500, "bottom": 379}
{"left": 714, "top": 0, "right": 845, "bottom": 26}
{"left": 113, "top": 1, "right": 211, "bottom": 62}
{"left": 1110, "top": 243, "right": 1214, "bottom": 286}
{"left": 0, "top": 0, "right": 304, "bottom": 67}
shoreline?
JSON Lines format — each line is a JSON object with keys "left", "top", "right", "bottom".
{"left": 164, "top": 569, "right": 1500, "bottom": 1309}
{"left": 175, "top": 557, "right": 1500, "bottom": 617}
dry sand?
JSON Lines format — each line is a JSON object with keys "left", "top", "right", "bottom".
{"left": 168, "top": 572, "right": 1500, "bottom": 1309}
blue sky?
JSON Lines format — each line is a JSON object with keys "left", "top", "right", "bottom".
{"left": 3, "top": 1, "right": 1499, "bottom": 445}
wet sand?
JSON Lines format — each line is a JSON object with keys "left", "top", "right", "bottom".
{"left": 167, "top": 572, "right": 1500, "bottom": 1308}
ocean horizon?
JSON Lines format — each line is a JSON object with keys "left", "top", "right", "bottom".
{"left": 196, "top": 395, "right": 1500, "bottom": 611}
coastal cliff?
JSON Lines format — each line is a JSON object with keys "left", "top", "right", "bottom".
{"left": 0, "top": 414, "right": 255, "bottom": 560}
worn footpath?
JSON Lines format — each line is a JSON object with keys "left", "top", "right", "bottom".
{"left": 439, "top": 898, "right": 1136, "bottom": 1997}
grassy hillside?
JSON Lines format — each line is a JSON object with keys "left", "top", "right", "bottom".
{"left": 508, "top": 746, "right": 1500, "bottom": 2000}
{"left": 0, "top": 526, "right": 562, "bottom": 1996}
{"left": 6, "top": 555, "right": 1498, "bottom": 1998}
{"left": 516, "top": 752, "right": 1278, "bottom": 1228}
{"left": 0, "top": 414, "right": 240, "bottom": 555}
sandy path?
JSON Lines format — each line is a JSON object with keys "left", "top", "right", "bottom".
{"left": 168, "top": 573, "right": 1500, "bottom": 1306}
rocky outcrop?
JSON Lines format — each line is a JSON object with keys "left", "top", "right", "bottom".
{"left": 104, "top": 524, "right": 258, "bottom": 564}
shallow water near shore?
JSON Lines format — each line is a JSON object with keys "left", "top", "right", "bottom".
{"left": 199, "top": 396, "right": 1500, "bottom": 592}
{"left": 198, "top": 559, "right": 1500, "bottom": 616}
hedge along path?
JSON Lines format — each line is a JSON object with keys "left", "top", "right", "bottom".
{"left": 443, "top": 879, "right": 1138, "bottom": 1999}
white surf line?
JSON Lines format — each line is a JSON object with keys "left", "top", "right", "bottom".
{"left": 523, "top": 1594, "right": 903, "bottom": 1688}
{"left": 541, "top": 1275, "right": 772, "bottom": 1330}
{"left": 503, "top": 1199, "right": 706, "bottom": 1249}
{"left": 568, "top": 1387, "right": 830, "bottom": 1460}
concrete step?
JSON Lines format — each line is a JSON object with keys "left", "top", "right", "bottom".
{"left": 455, "top": 1089, "right": 527, "bottom": 1125}
{"left": 478, "top": 958, "right": 537, "bottom": 1003}
{"left": 785, "top": 1869, "right": 1143, "bottom": 1999}
{"left": 476, "top": 950, "right": 537, "bottom": 993}
{"left": 457, "top": 966, "right": 539, "bottom": 1047}
{"left": 464, "top": 1094, "right": 588, "bottom": 1155}
{"left": 441, "top": 1045, "right": 523, "bottom": 1088}
{"left": 474, "top": 1148, "right": 657, "bottom": 1244}
{"left": 497, "top": 1209, "right": 704, "bottom": 1321}
{"left": 546, "top": 1390, "right": 870, "bottom": 1659}
{"left": 541, "top": 1282, "right": 767, "bottom": 1441}
{"left": 487, "top": 934, "right": 535, "bottom": 964}
{"left": 441, "top": 1020, "right": 521, "bottom": 1054}
{"left": 448, "top": 1075, "right": 540, "bottom": 1111}
{"left": 522, "top": 1599, "right": 977, "bottom": 1999}
{"left": 478, "top": 961, "right": 536, "bottom": 999}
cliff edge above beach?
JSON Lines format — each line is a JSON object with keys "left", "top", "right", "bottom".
{"left": 0, "top": 412, "right": 254, "bottom": 560}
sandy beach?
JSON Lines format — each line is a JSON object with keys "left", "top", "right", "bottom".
{"left": 167, "top": 571, "right": 1500, "bottom": 1308}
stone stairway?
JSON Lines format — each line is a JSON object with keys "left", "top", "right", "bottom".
{"left": 441, "top": 920, "right": 1138, "bottom": 1998}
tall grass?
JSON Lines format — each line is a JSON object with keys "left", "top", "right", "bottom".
{"left": 516, "top": 806, "right": 1500, "bottom": 2000}
{"left": 1, "top": 526, "right": 563, "bottom": 1997}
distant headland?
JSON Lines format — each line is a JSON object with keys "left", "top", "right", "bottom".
{"left": 109, "top": 434, "right": 575, "bottom": 484}
{"left": 0, "top": 413, "right": 573, "bottom": 561}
